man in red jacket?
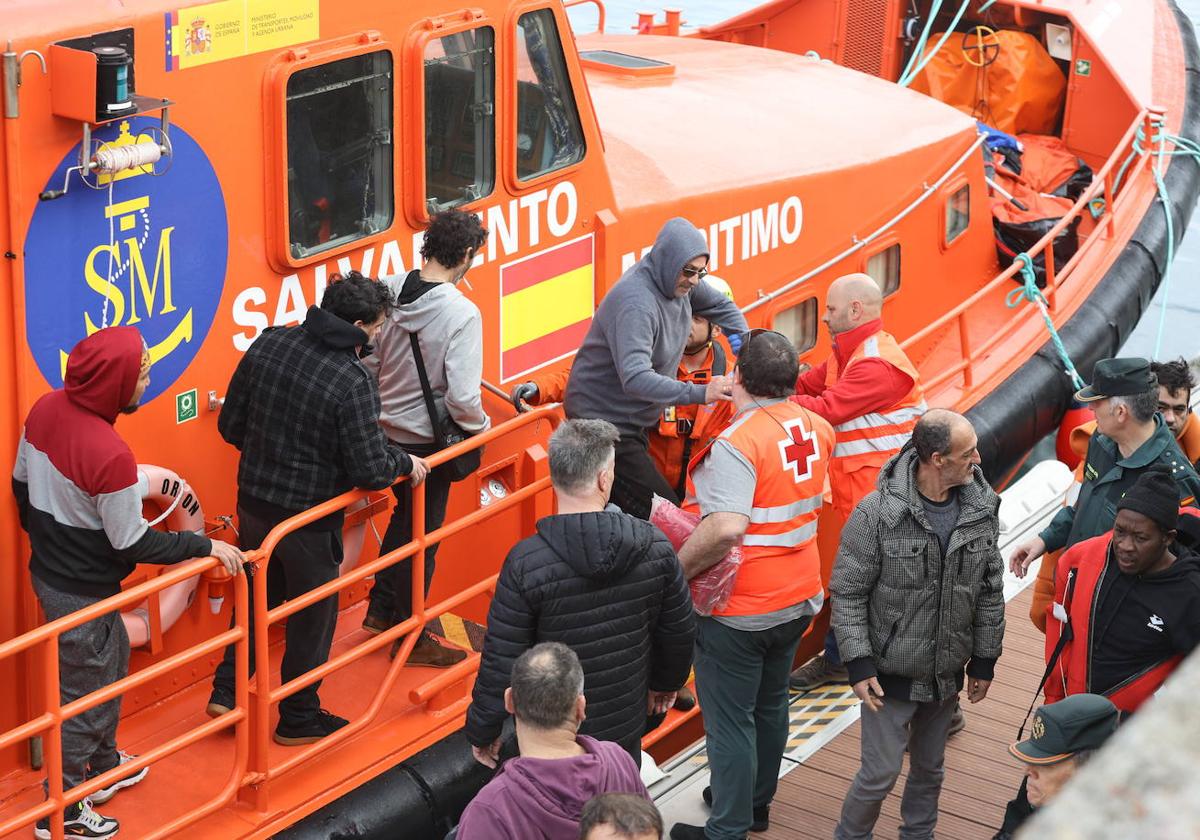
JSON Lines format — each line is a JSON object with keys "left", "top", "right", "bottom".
{"left": 13, "top": 327, "right": 243, "bottom": 840}
{"left": 788, "top": 274, "right": 928, "bottom": 696}
{"left": 1043, "top": 468, "right": 1200, "bottom": 711}
{"left": 994, "top": 468, "right": 1200, "bottom": 840}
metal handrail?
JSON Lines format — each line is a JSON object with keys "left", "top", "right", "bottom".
{"left": 564, "top": 0, "right": 606, "bottom": 34}
{"left": 245, "top": 405, "right": 562, "bottom": 799}
{"left": 743, "top": 132, "right": 989, "bottom": 313}
{"left": 900, "top": 107, "right": 1157, "bottom": 395}
{"left": 0, "top": 559, "right": 250, "bottom": 840}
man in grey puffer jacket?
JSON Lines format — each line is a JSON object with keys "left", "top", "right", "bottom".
{"left": 564, "top": 218, "right": 746, "bottom": 519}
{"left": 832, "top": 409, "right": 1005, "bottom": 840}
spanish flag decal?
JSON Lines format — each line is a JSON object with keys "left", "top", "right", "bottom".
{"left": 500, "top": 234, "right": 595, "bottom": 382}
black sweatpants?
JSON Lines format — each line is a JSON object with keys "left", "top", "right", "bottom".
{"left": 611, "top": 430, "right": 678, "bottom": 520}
{"left": 212, "top": 506, "right": 342, "bottom": 727}
{"left": 368, "top": 442, "right": 454, "bottom": 626}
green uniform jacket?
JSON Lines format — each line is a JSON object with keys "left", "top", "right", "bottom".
{"left": 1040, "top": 415, "right": 1200, "bottom": 553}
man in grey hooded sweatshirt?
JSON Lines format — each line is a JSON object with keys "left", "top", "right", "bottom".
{"left": 564, "top": 218, "right": 747, "bottom": 519}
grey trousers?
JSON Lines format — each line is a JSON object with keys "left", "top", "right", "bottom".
{"left": 33, "top": 575, "right": 129, "bottom": 797}
{"left": 835, "top": 693, "right": 958, "bottom": 840}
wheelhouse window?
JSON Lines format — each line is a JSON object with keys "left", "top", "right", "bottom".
{"left": 286, "top": 51, "right": 394, "bottom": 259}
{"left": 946, "top": 184, "right": 970, "bottom": 244}
{"left": 866, "top": 243, "right": 901, "bottom": 296}
{"left": 515, "top": 9, "right": 585, "bottom": 180}
{"left": 773, "top": 297, "right": 818, "bottom": 355}
{"left": 425, "top": 28, "right": 496, "bottom": 212}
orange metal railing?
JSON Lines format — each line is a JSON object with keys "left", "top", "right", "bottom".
{"left": 0, "top": 559, "right": 250, "bottom": 840}
{"left": 0, "top": 103, "right": 1171, "bottom": 838}
{"left": 242, "top": 404, "right": 561, "bottom": 808}
{"left": 900, "top": 107, "right": 1160, "bottom": 396}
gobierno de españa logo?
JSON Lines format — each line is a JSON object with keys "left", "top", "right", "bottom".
{"left": 24, "top": 116, "right": 227, "bottom": 404}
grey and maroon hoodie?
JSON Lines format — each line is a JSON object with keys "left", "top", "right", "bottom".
{"left": 13, "top": 326, "right": 211, "bottom": 598}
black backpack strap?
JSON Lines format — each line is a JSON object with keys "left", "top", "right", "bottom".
{"left": 409, "top": 332, "right": 447, "bottom": 450}
{"left": 1016, "top": 566, "right": 1077, "bottom": 739}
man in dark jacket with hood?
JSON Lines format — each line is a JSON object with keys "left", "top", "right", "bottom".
{"left": 466, "top": 419, "right": 696, "bottom": 767}
{"left": 564, "top": 218, "right": 747, "bottom": 519}
{"left": 831, "top": 409, "right": 1005, "bottom": 840}
{"left": 14, "top": 326, "right": 243, "bottom": 840}
{"left": 207, "top": 272, "right": 418, "bottom": 746}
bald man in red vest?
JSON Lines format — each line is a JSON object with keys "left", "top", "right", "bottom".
{"left": 788, "top": 274, "right": 927, "bottom": 695}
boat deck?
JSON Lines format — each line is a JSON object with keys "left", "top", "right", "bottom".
{"left": 763, "top": 589, "right": 1038, "bottom": 840}
{"left": 653, "top": 463, "right": 1072, "bottom": 840}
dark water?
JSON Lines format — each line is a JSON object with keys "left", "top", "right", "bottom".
{"left": 569, "top": 0, "right": 1199, "bottom": 363}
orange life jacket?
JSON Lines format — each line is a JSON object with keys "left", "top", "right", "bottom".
{"left": 653, "top": 339, "right": 732, "bottom": 496}
{"left": 687, "top": 401, "right": 833, "bottom": 617}
{"left": 826, "top": 329, "right": 926, "bottom": 473}
{"left": 1044, "top": 533, "right": 1184, "bottom": 713}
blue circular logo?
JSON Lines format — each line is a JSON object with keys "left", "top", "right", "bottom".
{"left": 25, "top": 117, "right": 227, "bottom": 403}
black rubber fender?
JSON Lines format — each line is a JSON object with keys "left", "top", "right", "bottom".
{"left": 970, "top": 0, "right": 1200, "bottom": 480}
{"left": 276, "top": 727, "right": 513, "bottom": 840}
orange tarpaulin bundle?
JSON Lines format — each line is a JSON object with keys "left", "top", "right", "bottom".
{"left": 909, "top": 30, "right": 1066, "bottom": 135}
{"left": 1014, "top": 133, "right": 1093, "bottom": 199}
{"left": 989, "top": 154, "right": 1080, "bottom": 286}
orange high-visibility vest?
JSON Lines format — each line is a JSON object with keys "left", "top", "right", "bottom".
{"left": 653, "top": 339, "right": 732, "bottom": 496}
{"left": 826, "top": 330, "right": 926, "bottom": 469}
{"left": 689, "top": 401, "right": 833, "bottom": 617}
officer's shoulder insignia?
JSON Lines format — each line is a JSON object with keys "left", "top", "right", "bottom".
{"left": 1084, "top": 462, "right": 1099, "bottom": 481}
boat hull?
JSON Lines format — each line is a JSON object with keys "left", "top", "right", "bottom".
{"left": 279, "top": 4, "right": 1200, "bottom": 838}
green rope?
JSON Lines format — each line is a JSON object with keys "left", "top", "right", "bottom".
{"left": 897, "top": 0, "right": 943, "bottom": 86}
{"left": 1004, "top": 253, "right": 1086, "bottom": 391}
{"left": 1147, "top": 116, "right": 1176, "bottom": 359}
{"left": 1102, "top": 119, "right": 1199, "bottom": 357}
{"left": 899, "top": 0, "right": 974, "bottom": 87}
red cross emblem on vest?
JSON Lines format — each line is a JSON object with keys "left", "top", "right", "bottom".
{"left": 778, "top": 417, "right": 819, "bottom": 482}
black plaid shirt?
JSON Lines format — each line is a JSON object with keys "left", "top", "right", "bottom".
{"left": 219, "top": 306, "right": 410, "bottom": 526}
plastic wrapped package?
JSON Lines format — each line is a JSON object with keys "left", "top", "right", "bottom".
{"left": 650, "top": 495, "right": 743, "bottom": 616}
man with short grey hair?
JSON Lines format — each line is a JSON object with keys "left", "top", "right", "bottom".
{"left": 456, "top": 643, "right": 649, "bottom": 840}
{"left": 832, "top": 409, "right": 1004, "bottom": 840}
{"left": 1011, "top": 357, "right": 1200, "bottom": 580}
{"left": 466, "top": 419, "right": 695, "bottom": 766}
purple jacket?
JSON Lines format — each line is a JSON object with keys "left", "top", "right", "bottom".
{"left": 456, "top": 735, "right": 649, "bottom": 840}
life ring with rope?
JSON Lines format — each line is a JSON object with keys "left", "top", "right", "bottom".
{"left": 121, "top": 464, "right": 215, "bottom": 648}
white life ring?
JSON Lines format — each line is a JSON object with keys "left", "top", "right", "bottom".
{"left": 120, "top": 464, "right": 206, "bottom": 648}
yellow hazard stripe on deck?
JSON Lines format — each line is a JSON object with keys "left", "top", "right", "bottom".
{"left": 439, "top": 613, "right": 473, "bottom": 651}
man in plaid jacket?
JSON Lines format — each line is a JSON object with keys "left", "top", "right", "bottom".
{"left": 831, "top": 409, "right": 1005, "bottom": 840}
{"left": 207, "top": 272, "right": 426, "bottom": 745}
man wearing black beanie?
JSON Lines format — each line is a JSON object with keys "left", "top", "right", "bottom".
{"left": 993, "top": 469, "right": 1200, "bottom": 840}
{"left": 1043, "top": 465, "right": 1200, "bottom": 714}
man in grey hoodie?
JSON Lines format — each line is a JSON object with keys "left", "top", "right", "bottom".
{"left": 564, "top": 218, "right": 747, "bottom": 519}
{"left": 362, "top": 210, "right": 491, "bottom": 667}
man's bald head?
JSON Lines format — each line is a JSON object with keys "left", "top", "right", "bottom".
{"left": 824, "top": 273, "right": 883, "bottom": 335}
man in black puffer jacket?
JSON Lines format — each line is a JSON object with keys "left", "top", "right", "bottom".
{"left": 466, "top": 419, "right": 696, "bottom": 767}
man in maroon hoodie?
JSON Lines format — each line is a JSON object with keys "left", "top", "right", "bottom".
{"left": 13, "top": 326, "right": 243, "bottom": 840}
{"left": 455, "top": 643, "right": 649, "bottom": 840}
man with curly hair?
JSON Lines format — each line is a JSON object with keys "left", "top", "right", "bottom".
{"left": 362, "top": 209, "right": 491, "bottom": 667}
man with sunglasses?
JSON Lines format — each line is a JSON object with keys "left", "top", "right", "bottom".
{"left": 789, "top": 272, "right": 927, "bottom": 696}
{"left": 671, "top": 329, "right": 833, "bottom": 840}
{"left": 563, "top": 218, "right": 746, "bottom": 520}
